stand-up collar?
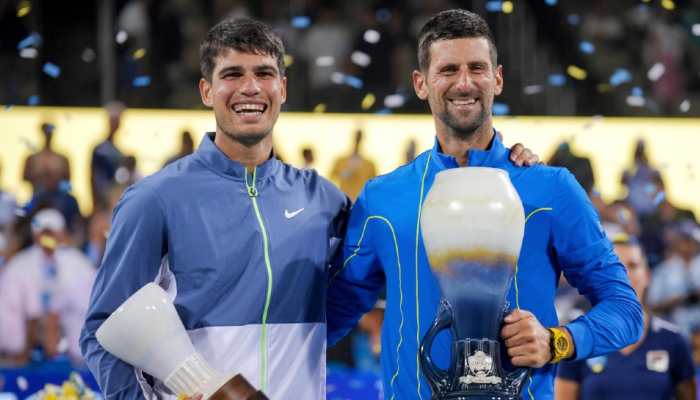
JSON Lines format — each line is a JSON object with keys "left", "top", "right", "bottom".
{"left": 430, "top": 130, "right": 508, "bottom": 170}
{"left": 194, "top": 132, "right": 281, "bottom": 181}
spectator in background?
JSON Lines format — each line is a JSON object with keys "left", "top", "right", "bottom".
{"left": 163, "top": 130, "right": 196, "bottom": 167}
{"left": 22, "top": 122, "right": 71, "bottom": 196}
{"left": 330, "top": 129, "right": 377, "bottom": 201}
{"left": 404, "top": 138, "right": 417, "bottom": 164}
{"left": 0, "top": 209, "right": 95, "bottom": 365}
{"left": 547, "top": 141, "right": 595, "bottom": 195}
{"left": 622, "top": 139, "right": 664, "bottom": 217}
{"left": 301, "top": 146, "right": 315, "bottom": 169}
{"left": 648, "top": 219, "right": 700, "bottom": 336}
{"left": 91, "top": 102, "right": 125, "bottom": 211}
{"left": 0, "top": 160, "right": 17, "bottom": 238}
{"left": 556, "top": 232, "right": 696, "bottom": 400}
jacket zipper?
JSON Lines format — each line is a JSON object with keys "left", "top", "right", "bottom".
{"left": 245, "top": 167, "right": 273, "bottom": 391}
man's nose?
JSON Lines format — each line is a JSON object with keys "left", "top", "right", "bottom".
{"left": 239, "top": 75, "right": 261, "bottom": 96}
{"left": 454, "top": 69, "right": 474, "bottom": 92}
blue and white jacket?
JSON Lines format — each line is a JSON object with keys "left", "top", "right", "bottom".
{"left": 327, "top": 133, "right": 643, "bottom": 400}
{"left": 81, "top": 133, "right": 350, "bottom": 399}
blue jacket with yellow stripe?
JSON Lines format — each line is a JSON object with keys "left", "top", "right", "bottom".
{"left": 327, "top": 132, "right": 643, "bottom": 400}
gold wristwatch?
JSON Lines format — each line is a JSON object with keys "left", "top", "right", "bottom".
{"left": 547, "top": 327, "right": 572, "bottom": 364}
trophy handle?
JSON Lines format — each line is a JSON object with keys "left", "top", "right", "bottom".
{"left": 419, "top": 299, "right": 452, "bottom": 395}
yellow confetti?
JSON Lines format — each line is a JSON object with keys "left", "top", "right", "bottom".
{"left": 283, "top": 54, "right": 294, "bottom": 68}
{"left": 17, "top": 1, "right": 31, "bottom": 17}
{"left": 313, "top": 103, "right": 326, "bottom": 113}
{"left": 133, "top": 48, "right": 146, "bottom": 60}
{"left": 591, "top": 363, "right": 604, "bottom": 373}
{"left": 566, "top": 65, "right": 587, "bottom": 80}
{"left": 596, "top": 83, "right": 611, "bottom": 93}
{"left": 361, "top": 93, "right": 376, "bottom": 110}
{"left": 661, "top": 0, "right": 675, "bottom": 10}
{"left": 39, "top": 234, "right": 58, "bottom": 250}
{"left": 502, "top": 1, "right": 514, "bottom": 14}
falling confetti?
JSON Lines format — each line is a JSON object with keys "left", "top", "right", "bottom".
{"left": 609, "top": 68, "right": 631, "bottom": 86}
{"left": 363, "top": 29, "right": 380, "bottom": 44}
{"left": 343, "top": 75, "right": 363, "bottom": 89}
{"left": 17, "top": 32, "right": 41, "bottom": 50}
{"left": 545, "top": 0, "right": 557, "bottom": 5}
{"left": 626, "top": 95, "right": 645, "bottom": 107}
{"left": 567, "top": 14, "right": 580, "bottom": 25}
{"left": 17, "top": 0, "right": 31, "bottom": 17}
{"left": 315, "top": 56, "right": 334, "bottom": 67}
{"left": 647, "top": 63, "right": 665, "bottom": 81}
{"left": 375, "top": 108, "right": 392, "bottom": 115}
{"left": 133, "top": 48, "right": 146, "bottom": 60}
{"left": 579, "top": 41, "right": 595, "bottom": 54}
{"left": 19, "top": 47, "right": 38, "bottom": 59}
{"left": 630, "top": 87, "right": 643, "bottom": 97}
{"left": 42, "top": 62, "right": 61, "bottom": 78}
{"left": 82, "top": 48, "right": 96, "bottom": 63}
{"left": 680, "top": 99, "right": 690, "bottom": 113}
{"left": 115, "top": 30, "right": 128, "bottom": 44}
{"left": 313, "top": 103, "right": 326, "bottom": 113}
{"left": 351, "top": 51, "right": 371, "bottom": 67}
{"left": 361, "top": 93, "right": 376, "bottom": 110}
{"left": 132, "top": 75, "right": 151, "bottom": 87}
{"left": 330, "top": 72, "right": 344, "bottom": 85}
{"left": 384, "top": 94, "right": 406, "bottom": 108}
{"left": 523, "top": 84, "right": 543, "bottom": 95}
{"left": 283, "top": 54, "right": 294, "bottom": 67}
{"left": 502, "top": 1, "right": 514, "bottom": 14}
{"left": 291, "top": 16, "right": 311, "bottom": 29}
{"left": 492, "top": 102, "right": 510, "bottom": 115}
{"left": 567, "top": 65, "right": 587, "bottom": 80}
{"left": 661, "top": 0, "right": 675, "bottom": 10}
{"left": 693, "top": 24, "right": 700, "bottom": 36}
{"left": 17, "top": 376, "right": 28, "bottom": 391}
{"left": 486, "top": 1, "right": 503, "bottom": 12}
{"left": 548, "top": 74, "right": 566, "bottom": 87}
{"left": 28, "top": 95, "right": 40, "bottom": 106}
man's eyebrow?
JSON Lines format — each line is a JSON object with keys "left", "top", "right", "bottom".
{"left": 218, "top": 65, "right": 243, "bottom": 75}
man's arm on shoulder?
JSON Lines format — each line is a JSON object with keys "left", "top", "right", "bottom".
{"left": 552, "top": 169, "right": 643, "bottom": 360}
{"left": 327, "top": 186, "right": 385, "bottom": 346}
{"left": 80, "top": 184, "right": 167, "bottom": 399}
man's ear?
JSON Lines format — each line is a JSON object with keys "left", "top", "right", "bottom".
{"left": 280, "top": 76, "right": 287, "bottom": 105}
{"left": 412, "top": 70, "right": 428, "bottom": 101}
{"left": 494, "top": 64, "right": 503, "bottom": 96}
{"left": 199, "top": 78, "right": 213, "bottom": 108}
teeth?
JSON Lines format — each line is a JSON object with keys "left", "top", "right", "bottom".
{"left": 233, "top": 103, "right": 265, "bottom": 112}
{"left": 451, "top": 99, "right": 477, "bottom": 105}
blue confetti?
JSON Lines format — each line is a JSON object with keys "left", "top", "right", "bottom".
{"left": 545, "top": 0, "right": 557, "bottom": 5}
{"left": 631, "top": 86, "right": 643, "bottom": 97}
{"left": 579, "top": 41, "right": 595, "bottom": 54}
{"left": 342, "top": 75, "right": 363, "bottom": 89}
{"left": 548, "top": 74, "right": 566, "bottom": 87}
{"left": 42, "top": 62, "right": 61, "bottom": 78}
{"left": 567, "top": 14, "right": 580, "bottom": 26}
{"left": 653, "top": 191, "right": 665, "bottom": 207}
{"left": 609, "top": 68, "right": 632, "bottom": 86}
{"left": 486, "top": 1, "right": 503, "bottom": 12}
{"left": 375, "top": 108, "right": 392, "bottom": 115}
{"left": 28, "top": 95, "right": 40, "bottom": 106}
{"left": 291, "top": 16, "right": 310, "bottom": 29}
{"left": 492, "top": 102, "right": 510, "bottom": 116}
{"left": 59, "top": 180, "right": 72, "bottom": 193}
{"left": 17, "top": 32, "right": 41, "bottom": 50}
{"left": 375, "top": 8, "right": 392, "bottom": 23}
{"left": 132, "top": 75, "right": 151, "bottom": 87}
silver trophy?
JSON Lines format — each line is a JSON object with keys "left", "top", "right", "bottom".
{"left": 419, "top": 167, "right": 528, "bottom": 400}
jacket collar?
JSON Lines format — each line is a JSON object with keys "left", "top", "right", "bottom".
{"left": 430, "top": 129, "right": 508, "bottom": 171}
{"left": 195, "top": 132, "right": 280, "bottom": 181}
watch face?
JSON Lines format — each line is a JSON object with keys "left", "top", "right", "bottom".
{"left": 555, "top": 336, "right": 569, "bottom": 353}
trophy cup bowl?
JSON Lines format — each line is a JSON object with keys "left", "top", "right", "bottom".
{"left": 96, "top": 283, "right": 266, "bottom": 400}
{"left": 419, "top": 167, "right": 528, "bottom": 400}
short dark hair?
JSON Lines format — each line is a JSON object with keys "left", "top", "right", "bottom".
{"left": 200, "top": 17, "right": 285, "bottom": 81}
{"left": 417, "top": 9, "right": 498, "bottom": 71}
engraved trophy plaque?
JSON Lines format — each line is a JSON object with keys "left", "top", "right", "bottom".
{"left": 419, "top": 167, "right": 528, "bottom": 400}
{"left": 96, "top": 283, "right": 267, "bottom": 400}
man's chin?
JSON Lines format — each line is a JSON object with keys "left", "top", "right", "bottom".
{"left": 222, "top": 128, "right": 271, "bottom": 147}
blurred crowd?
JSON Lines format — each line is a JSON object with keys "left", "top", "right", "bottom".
{"left": 1, "top": 0, "right": 699, "bottom": 115}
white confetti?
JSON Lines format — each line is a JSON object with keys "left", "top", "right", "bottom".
{"left": 19, "top": 48, "right": 37, "bottom": 59}
{"left": 680, "top": 99, "right": 690, "bottom": 113}
{"left": 315, "top": 56, "right": 334, "bottom": 67}
{"left": 115, "top": 30, "right": 128, "bottom": 44}
{"left": 626, "top": 95, "right": 645, "bottom": 107}
{"left": 17, "top": 376, "right": 28, "bottom": 391}
{"left": 351, "top": 51, "right": 371, "bottom": 67}
{"left": 363, "top": 29, "right": 380, "bottom": 44}
{"left": 693, "top": 24, "right": 700, "bottom": 36}
{"left": 523, "top": 84, "right": 543, "bottom": 95}
{"left": 384, "top": 94, "right": 406, "bottom": 108}
{"left": 647, "top": 63, "right": 665, "bottom": 82}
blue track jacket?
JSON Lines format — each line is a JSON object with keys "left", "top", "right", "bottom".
{"left": 327, "top": 133, "right": 643, "bottom": 400}
{"left": 81, "top": 133, "right": 350, "bottom": 399}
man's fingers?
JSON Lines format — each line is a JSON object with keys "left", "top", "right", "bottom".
{"left": 503, "top": 308, "right": 531, "bottom": 323}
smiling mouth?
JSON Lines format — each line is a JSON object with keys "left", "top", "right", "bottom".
{"left": 232, "top": 103, "right": 268, "bottom": 116}
{"left": 449, "top": 98, "right": 478, "bottom": 107}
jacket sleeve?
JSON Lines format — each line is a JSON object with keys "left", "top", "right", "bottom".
{"left": 79, "top": 184, "right": 167, "bottom": 399}
{"left": 552, "top": 170, "right": 643, "bottom": 360}
{"left": 327, "top": 186, "right": 385, "bottom": 346}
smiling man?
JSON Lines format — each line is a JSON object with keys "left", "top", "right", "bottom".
{"left": 80, "top": 18, "right": 350, "bottom": 399}
{"left": 327, "top": 9, "right": 643, "bottom": 400}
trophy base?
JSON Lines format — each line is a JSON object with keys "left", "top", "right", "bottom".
{"left": 209, "top": 374, "right": 268, "bottom": 400}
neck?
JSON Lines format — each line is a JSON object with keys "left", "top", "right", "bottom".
{"left": 214, "top": 130, "right": 272, "bottom": 171}
{"left": 435, "top": 124, "right": 494, "bottom": 166}
{"left": 620, "top": 308, "right": 648, "bottom": 355}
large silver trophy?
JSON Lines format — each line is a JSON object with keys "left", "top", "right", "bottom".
{"left": 419, "top": 167, "right": 528, "bottom": 400}
{"left": 96, "top": 283, "right": 266, "bottom": 400}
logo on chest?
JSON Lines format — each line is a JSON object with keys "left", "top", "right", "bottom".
{"left": 646, "top": 350, "right": 669, "bottom": 373}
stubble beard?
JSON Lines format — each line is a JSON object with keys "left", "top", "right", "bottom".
{"left": 218, "top": 121, "right": 271, "bottom": 148}
{"left": 438, "top": 101, "right": 487, "bottom": 142}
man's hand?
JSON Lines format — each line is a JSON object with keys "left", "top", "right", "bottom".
{"left": 509, "top": 143, "right": 540, "bottom": 166}
{"left": 179, "top": 395, "right": 202, "bottom": 400}
{"left": 501, "top": 309, "right": 551, "bottom": 368}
